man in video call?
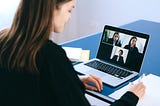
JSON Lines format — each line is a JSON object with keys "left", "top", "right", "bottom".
{"left": 111, "top": 49, "right": 124, "bottom": 66}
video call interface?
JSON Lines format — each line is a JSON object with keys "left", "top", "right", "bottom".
{"left": 97, "top": 27, "right": 149, "bottom": 72}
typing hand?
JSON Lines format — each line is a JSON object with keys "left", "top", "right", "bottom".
{"left": 79, "top": 74, "right": 103, "bottom": 92}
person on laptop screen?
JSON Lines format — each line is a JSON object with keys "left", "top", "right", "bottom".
{"left": 124, "top": 36, "right": 140, "bottom": 71}
{"left": 0, "top": 0, "right": 145, "bottom": 106}
{"left": 107, "top": 32, "right": 122, "bottom": 47}
{"left": 111, "top": 49, "right": 125, "bottom": 66}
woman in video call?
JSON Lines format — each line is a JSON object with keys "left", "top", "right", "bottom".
{"left": 107, "top": 32, "right": 122, "bottom": 47}
{"left": 124, "top": 36, "right": 140, "bottom": 71}
{"left": 0, "top": 0, "right": 145, "bottom": 106}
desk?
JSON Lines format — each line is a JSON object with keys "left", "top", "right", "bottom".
{"left": 62, "top": 20, "right": 160, "bottom": 102}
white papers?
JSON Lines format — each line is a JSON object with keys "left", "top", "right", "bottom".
{"left": 62, "top": 47, "right": 90, "bottom": 62}
{"left": 63, "top": 47, "right": 82, "bottom": 61}
{"left": 85, "top": 94, "right": 110, "bottom": 106}
{"left": 109, "top": 74, "right": 160, "bottom": 106}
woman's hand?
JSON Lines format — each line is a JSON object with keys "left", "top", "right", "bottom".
{"left": 79, "top": 74, "right": 103, "bottom": 92}
{"left": 129, "top": 82, "right": 146, "bottom": 99}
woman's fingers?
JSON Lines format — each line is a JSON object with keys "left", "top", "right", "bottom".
{"left": 90, "top": 74, "right": 103, "bottom": 91}
{"left": 129, "top": 82, "right": 146, "bottom": 99}
{"left": 84, "top": 83, "right": 98, "bottom": 91}
{"left": 79, "top": 74, "right": 103, "bottom": 91}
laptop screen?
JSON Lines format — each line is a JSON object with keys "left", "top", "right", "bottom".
{"left": 97, "top": 25, "right": 149, "bottom": 72}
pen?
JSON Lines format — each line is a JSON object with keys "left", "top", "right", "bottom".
{"left": 139, "top": 73, "right": 146, "bottom": 82}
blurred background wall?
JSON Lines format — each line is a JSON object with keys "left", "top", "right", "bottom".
{"left": 1, "top": 0, "right": 160, "bottom": 44}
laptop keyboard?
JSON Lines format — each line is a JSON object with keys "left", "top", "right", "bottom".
{"left": 84, "top": 60, "right": 133, "bottom": 79}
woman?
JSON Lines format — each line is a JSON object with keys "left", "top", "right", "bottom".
{"left": 124, "top": 36, "right": 140, "bottom": 71}
{"left": 107, "top": 32, "right": 122, "bottom": 47}
{"left": 0, "top": 0, "right": 145, "bottom": 106}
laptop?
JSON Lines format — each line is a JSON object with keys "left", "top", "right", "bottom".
{"left": 74, "top": 25, "right": 149, "bottom": 87}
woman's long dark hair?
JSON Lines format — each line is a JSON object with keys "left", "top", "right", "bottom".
{"left": 0, "top": 0, "right": 71, "bottom": 73}
{"left": 128, "top": 36, "right": 137, "bottom": 47}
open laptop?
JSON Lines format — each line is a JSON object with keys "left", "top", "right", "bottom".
{"left": 74, "top": 25, "right": 149, "bottom": 87}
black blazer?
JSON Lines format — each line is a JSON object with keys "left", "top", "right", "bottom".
{"left": 124, "top": 45, "right": 140, "bottom": 71}
{"left": 107, "top": 38, "right": 122, "bottom": 47}
{"left": 112, "top": 55, "right": 124, "bottom": 66}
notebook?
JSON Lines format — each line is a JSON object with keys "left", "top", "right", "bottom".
{"left": 109, "top": 74, "right": 160, "bottom": 106}
{"left": 74, "top": 25, "right": 149, "bottom": 87}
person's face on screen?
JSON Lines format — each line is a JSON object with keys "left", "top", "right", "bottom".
{"left": 130, "top": 38, "right": 137, "bottom": 47}
{"left": 113, "top": 34, "right": 119, "bottom": 41}
{"left": 53, "top": 0, "right": 75, "bottom": 33}
{"left": 118, "top": 50, "right": 122, "bottom": 56}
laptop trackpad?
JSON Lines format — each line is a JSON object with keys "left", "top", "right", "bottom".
{"left": 85, "top": 69, "right": 107, "bottom": 77}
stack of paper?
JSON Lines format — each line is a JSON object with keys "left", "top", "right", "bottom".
{"left": 109, "top": 74, "right": 160, "bottom": 106}
{"left": 62, "top": 47, "right": 90, "bottom": 62}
